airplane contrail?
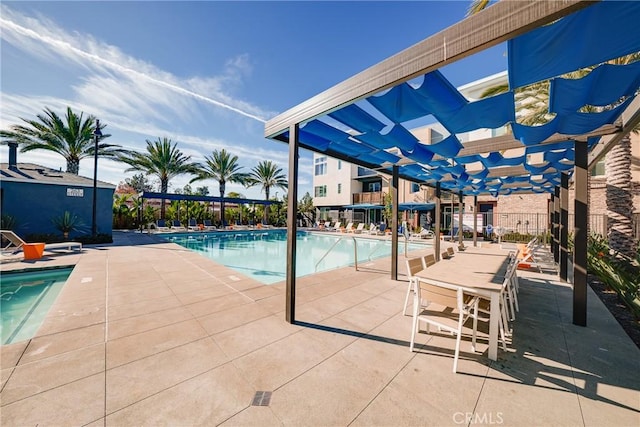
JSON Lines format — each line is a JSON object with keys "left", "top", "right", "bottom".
{"left": 0, "top": 14, "right": 268, "bottom": 123}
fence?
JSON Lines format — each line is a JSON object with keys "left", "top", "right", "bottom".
{"left": 437, "top": 211, "right": 640, "bottom": 242}
{"left": 485, "top": 212, "right": 639, "bottom": 242}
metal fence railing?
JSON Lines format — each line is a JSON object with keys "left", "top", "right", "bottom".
{"left": 438, "top": 211, "right": 639, "bottom": 243}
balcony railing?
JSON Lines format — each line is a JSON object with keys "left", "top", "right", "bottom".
{"left": 353, "top": 192, "right": 384, "bottom": 205}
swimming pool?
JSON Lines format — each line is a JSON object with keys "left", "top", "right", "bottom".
{"left": 163, "top": 230, "right": 429, "bottom": 284}
{"left": 1, "top": 267, "right": 73, "bottom": 345}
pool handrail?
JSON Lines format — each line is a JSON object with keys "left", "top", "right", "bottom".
{"left": 314, "top": 236, "right": 359, "bottom": 272}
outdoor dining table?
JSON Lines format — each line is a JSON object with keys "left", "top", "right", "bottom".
{"left": 413, "top": 246, "right": 511, "bottom": 361}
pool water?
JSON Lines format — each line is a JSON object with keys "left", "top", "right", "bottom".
{"left": 1, "top": 267, "right": 73, "bottom": 345}
{"left": 164, "top": 230, "right": 429, "bottom": 284}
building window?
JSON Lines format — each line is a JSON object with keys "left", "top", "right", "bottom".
{"left": 591, "top": 160, "right": 605, "bottom": 177}
{"left": 314, "top": 185, "right": 327, "bottom": 197}
{"left": 366, "top": 182, "right": 381, "bottom": 192}
{"left": 319, "top": 207, "right": 330, "bottom": 220}
{"left": 357, "top": 167, "right": 375, "bottom": 177}
{"left": 315, "top": 156, "right": 327, "bottom": 176}
{"left": 337, "top": 160, "right": 342, "bottom": 170}
{"left": 411, "top": 183, "right": 420, "bottom": 193}
{"left": 337, "top": 183, "right": 342, "bottom": 194}
{"left": 491, "top": 126, "right": 508, "bottom": 137}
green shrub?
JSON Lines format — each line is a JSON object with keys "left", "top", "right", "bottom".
{"left": 587, "top": 233, "right": 640, "bottom": 319}
{"left": 1, "top": 214, "right": 17, "bottom": 230}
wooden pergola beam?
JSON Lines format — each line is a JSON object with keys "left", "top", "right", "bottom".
{"left": 449, "top": 123, "right": 619, "bottom": 159}
{"left": 588, "top": 95, "right": 640, "bottom": 168}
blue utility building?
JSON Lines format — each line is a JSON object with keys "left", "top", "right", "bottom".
{"left": 1, "top": 144, "right": 115, "bottom": 239}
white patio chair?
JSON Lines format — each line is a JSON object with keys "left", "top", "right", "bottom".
{"left": 467, "top": 260, "right": 518, "bottom": 351}
{"left": 403, "top": 257, "right": 424, "bottom": 316}
{"left": 422, "top": 253, "right": 436, "bottom": 269}
{"left": 403, "top": 252, "right": 437, "bottom": 316}
{"left": 409, "top": 280, "right": 476, "bottom": 373}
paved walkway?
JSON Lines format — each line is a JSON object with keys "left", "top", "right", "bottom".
{"left": 1, "top": 231, "right": 638, "bottom": 426}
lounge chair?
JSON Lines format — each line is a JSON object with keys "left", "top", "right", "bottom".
{"left": 340, "top": 222, "right": 354, "bottom": 233}
{"left": 187, "top": 218, "right": 200, "bottom": 231}
{"left": 327, "top": 221, "right": 340, "bottom": 232}
{"left": 516, "top": 249, "right": 540, "bottom": 271}
{"left": 171, "top": 220, "right": 187, "bottom": 231}
{"left": 366, "top": 224, "right": 378, "bottom": 235}
{"left": 413, "top": 228, "right": 435, "bottom": 240}
{"left": 1, "top": 230, "right": 82, "bottom": 257}
{"left": 349, "top": 223, "right": 366, "bottom": 234}
{"left": 155, "top": 219, "right": 171, "bottom": 232}
{"left": 202, "top": 219, "right": 217, "bottom": 231}
{"left": 377, "top": 224, "right": 387, "bottom": 235}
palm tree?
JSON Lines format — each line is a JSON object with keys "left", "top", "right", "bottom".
{"left": 467, "top": 0, "right": 639, "bottom": 258}
{"left": 112, "top": 193, "right": 131, "bottom": 229}
{"left": 602, "top": 57, "right": 640, "bottom": 258}
{"left": 119, "top": 137, "right": 197, "bottom": 219}
{"left": 190, "top": 148, "right": 250, "bottom": 226}
{"left": 248, "top": 160, "right": 288, "bottom": 224}
{"left": 0, "top": 106, "right": 126, "bottom": 174}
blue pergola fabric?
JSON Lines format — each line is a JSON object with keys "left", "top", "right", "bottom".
{"left": 274, "top": 3, "right": 640, "bottom": 196}
{"left": 433, "top": 91, "right": 515, "bottom": 134}
{"left": 303, "top": 120, "right": 351, "bottom": 144}
{"left": 508, "top": 1, "right": 640, "bottom": 89}
{"left": 512, "top": 98, "right": 633, "bottom": 146}
{"left": 328, "top": 104, "right": 386, "bottom": 133}
{"left": 549, "top": 61, "right": 640, "bottom": 114}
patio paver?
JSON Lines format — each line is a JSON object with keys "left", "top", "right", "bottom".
{"left": 1, "top": 231, "right": 638, "bottom": 426}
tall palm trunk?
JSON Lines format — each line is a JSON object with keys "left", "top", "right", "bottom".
{"left": 67, "top": 158, "right": 80, "bottom": 175}
{"left": 605, "top": 135, "right": 636, "bottom": 258}
{"left": 220, "top": 181, "right": 226, "bottom": 226}
{"left": 263, "top": 187, "right": 270, "bottom": 224}
{"left": 160, "top": 179, "right": 168, "bottom": 220}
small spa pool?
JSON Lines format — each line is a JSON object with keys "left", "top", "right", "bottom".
{"left": 1, "top": 267, "right": 73, "bottom": 345}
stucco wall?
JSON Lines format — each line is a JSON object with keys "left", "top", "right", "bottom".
{"left": 1, "top": 180, "right": 114, "bottom": 238}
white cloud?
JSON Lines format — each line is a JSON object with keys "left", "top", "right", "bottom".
{"left": 0, "top": 5, "right": 315, "bottom": 199}
{"left": 0, "top": 5, "right": 276, "bottom": 124}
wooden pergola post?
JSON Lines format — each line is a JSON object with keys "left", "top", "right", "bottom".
{"left": 285, "top": 124, "right": 300, "bottom": 324}
{"left": 458, "top": 191, "right": 464, "bottom": 247}
{"left": 473, "top": 195, "right": 478, "bottom": 247}
{"left": 553, "top": 186, "right": 560, "bottom": 264}
{"left": 573, "top": 141, "right": 589, "bottom": 326}
{"left": 560, "top": 172, "right": 569, "bottom": 282}
{"left": 391, "top": 165, "right": 399, "bottom": 280}
{"left": 434, "top": 183, "right": 441, "bottom": 261}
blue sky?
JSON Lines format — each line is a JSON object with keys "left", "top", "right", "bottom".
{"left": 0, "top": 1, "right": 506, "bottom": 199}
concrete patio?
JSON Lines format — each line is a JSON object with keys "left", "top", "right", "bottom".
{"left": 1, "top": 231, "right": 638, "bottom": 426}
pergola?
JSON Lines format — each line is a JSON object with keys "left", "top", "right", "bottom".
{"left": 264, "top": 1, "right": 640, "bottom": 327}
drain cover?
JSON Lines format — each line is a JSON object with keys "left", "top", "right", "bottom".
{"left": 251, "top": 391, "right": 272, "bottom": 406}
